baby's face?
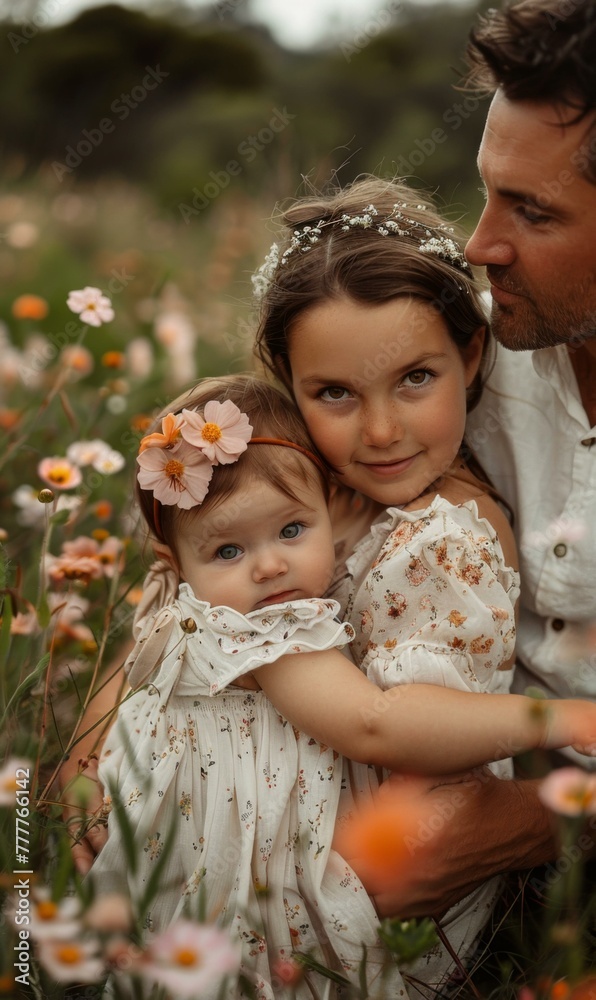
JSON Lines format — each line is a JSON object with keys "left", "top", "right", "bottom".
{"left": 175, "top": 477, "right": 336, "bottom": 615}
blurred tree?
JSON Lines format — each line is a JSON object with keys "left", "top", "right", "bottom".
{"left": 0, "top": 0, "right": 495, "bottom": 228}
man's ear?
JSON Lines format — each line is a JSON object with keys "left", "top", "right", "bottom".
{"left": 464, "top": 325, "right": 486, "bottom": 387}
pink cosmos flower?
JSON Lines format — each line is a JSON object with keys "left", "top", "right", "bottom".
{"left": 38, "top": 457, "right": 83, "bottom": 491}
{"left": 139, "top": 412, "right": 184, "bottom": 453}
{"left": 137, "top": 441, "right": 213, "bottom": 508}
{"left": 538, "top": 767, "right": 596, "bottom": 816}
{"left": 67, "top": 286, "right": 114, "bottom": 327}
{"left": 141, "top": 920, "right": 241, "bottom": 998}
{"left": 181, "top": 400, "right": 252, "bottom": 464}
{"left": 46, "top": 538, "right": 104, "bottom": 585}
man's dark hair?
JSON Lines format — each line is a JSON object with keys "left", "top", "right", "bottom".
{"left": 465, "top": 0, "right": 596, "bottom": 118}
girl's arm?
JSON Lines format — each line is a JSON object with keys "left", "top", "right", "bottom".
{"left": 255, "top": 649, "right": 596, "bottom": 773}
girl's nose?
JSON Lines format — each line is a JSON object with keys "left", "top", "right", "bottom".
{"left": 465, "top": 205, "right": 515, "bottom": 269}
{"left": 361, "top": 405, "right": 404, "bottom": 448}
{"left": 252, "top": 549, "right": 288, "bottom": 583}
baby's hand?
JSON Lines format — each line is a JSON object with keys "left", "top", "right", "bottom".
{"left": 548, "top": 699, "right": 596, "bottom": 758}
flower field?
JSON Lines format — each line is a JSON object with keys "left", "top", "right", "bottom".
{"left": 1, "top": 177, "right": 596, "bottom": 999}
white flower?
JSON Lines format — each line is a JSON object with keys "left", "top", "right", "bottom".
{"left": 66, "top": 439, "right": 112, "bottom": 467}
{"left": 92, "top": 448, "right": 125, "bottom": 475}
{"left": 141, "top": 920, "right": 241, "bottom": 998}
{"left": 12, "top": 485, "right": 80, "bottom": 528}
{"left": 6, "top": 221, "right": 39, "bottom": 248}
{"left": 0, "top": 758, "right": 33, "bottom": 806}
{"left": 126, "top": 336, "right": 154, "bottom": 378}
{"left": 27, "top": 892, "right": 82, "bottom": 941}
{"left": 67, "top": 286, "right": 114, "bottom": 327}
{"left": 36, "top": 938, "right": 104, "bottom": 983}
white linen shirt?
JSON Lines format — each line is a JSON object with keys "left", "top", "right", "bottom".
{"left": 466, "top": 343, "right": 596, "bottom": 765}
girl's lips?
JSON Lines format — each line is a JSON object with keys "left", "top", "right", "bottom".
{"left": 360, "top": 455, "right": 417, "bottom": 477}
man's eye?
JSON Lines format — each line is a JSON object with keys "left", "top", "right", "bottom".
{"left": 521, "top": 204, "right": 550, "bottom": 224}
{"left": 280, "top": 522, "right": 303, "bottom": 539}
{"left": 216, "top": 544, "right": 241, "bottom": 560}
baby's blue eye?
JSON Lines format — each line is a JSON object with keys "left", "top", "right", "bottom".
{"left": 280, "top": 522, "right": 302, "bottom": 539}
{"left": 217, "top": 544, "right": 242, "bottom": 560}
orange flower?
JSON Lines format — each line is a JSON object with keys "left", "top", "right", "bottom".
{"left": 101, "top": 351, "right": 125, "bottom": 369}
{"left": 0, "top": 409, "right": 20, "bottom": 431}
{"left": 139, "top": 412, "right": 183, "bottom": 453}
{"left": 11, "top": 294, "right": 49, "bottom": 320}
{"left": 61, "top": 345, "right": 94, "bottom": 378}
{"left": 92, "top": 528, "right": 110, "bottom": 541}
{"left": 570, "top": 978, "right": 596, "bottom": 999}
{"left": 334, "top": 784, "right": 432, "bottom": 889}
{"left": 131, "top": 414, "right": 152, "bottom": 432}
{"left": 92, "top": 500, "right": 113, "bottom": 521}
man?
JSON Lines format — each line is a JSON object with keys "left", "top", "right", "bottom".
{"left": 371, "top": 0, "right": 596, "bottom": 921}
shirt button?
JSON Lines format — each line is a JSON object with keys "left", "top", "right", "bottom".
{"left": 553, "top": 543, "right": 567, "bottom": 557}
{"left": 551, "top": 618, "right": 565, "bottom": 632}
{"left": 581, "top": 437, "right": 595, "bottom": 447}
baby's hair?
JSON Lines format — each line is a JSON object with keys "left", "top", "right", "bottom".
{"left": 136, "top": 374, "right": 330, "bottom": 562}
{"left": 253, "top": 175, "right": 489, "bottom": 410}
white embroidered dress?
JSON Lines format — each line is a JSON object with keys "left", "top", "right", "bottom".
{"left": 93, "top": 586, "right": 409, "bottom": 999}
{"left": 334, "top": 496, "right": 520, "bottom": 999}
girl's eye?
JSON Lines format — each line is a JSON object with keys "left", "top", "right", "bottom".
{"left": 320, "top": 386, "right": 350, "bottom": 402}
{"left": 280, "top": 522, "right": 303, "bottom": 540}
{"left": 403, "top": 369, "right": 432, "bottom": 388}
{"left": 216, "top": 544, "right": 242, "bottom": 561}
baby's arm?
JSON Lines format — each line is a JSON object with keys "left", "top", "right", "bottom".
{"left": 255, "top": 649, "right": 596, "bottom": 773}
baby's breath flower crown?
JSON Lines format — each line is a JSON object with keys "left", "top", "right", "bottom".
{"left": 251, "top": 202, "right": 469, "bottom": 301}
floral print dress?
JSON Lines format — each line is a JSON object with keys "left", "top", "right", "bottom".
{"left": 334, "top": 495, "right": 521, "bottom": 999}
{"left": 92, "top": 586, "right": 410, "bottom": 1000}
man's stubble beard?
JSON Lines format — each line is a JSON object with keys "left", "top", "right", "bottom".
{"left": 489, "top": 286, "right": 596, "bottom": 353}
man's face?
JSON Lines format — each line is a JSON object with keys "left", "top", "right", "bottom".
{"left": 465, "top": 90, "right": 596, "bottom": 351}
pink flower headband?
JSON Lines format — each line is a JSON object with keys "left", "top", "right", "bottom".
{"left": 136, "top": 399, "right": 327, "bottom": 537}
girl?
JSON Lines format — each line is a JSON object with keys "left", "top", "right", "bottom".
{"left": 248, "top": 173, "right": 580, "bottom": 994}
{"left": 92, "top": 373, "right": 596, "bottom": 1000}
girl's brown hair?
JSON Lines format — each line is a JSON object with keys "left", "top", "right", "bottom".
{"left": 136, "top": 374, "right": 330, "bottom": 562}
{"left": 254, "top": 175, "right": 489, "bottom": 411}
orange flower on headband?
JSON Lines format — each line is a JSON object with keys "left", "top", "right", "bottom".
{"left": 180, "top": 400, "right": 252, "bottom": 464}
{"left": 139, "top": 412, "right": 184, "bottom": 453}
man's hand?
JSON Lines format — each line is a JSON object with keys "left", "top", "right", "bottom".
{"left": 346, "top": 769, "right": 556, "bottom": 919}
{"left": 59, "top": 756, "right": 109, "bottom": 875}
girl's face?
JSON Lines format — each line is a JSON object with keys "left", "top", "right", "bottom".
{"left": 174, "top": 474, "right": 335, "bottom": 615}
{"left": 289, "top": 295, "right": 483, "bottom": 508}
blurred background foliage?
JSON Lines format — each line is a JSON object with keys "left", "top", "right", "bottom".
{"left": 0, "top": 0, "right": 493, "bottom": 211}
{"left": 0, "top": 0, "right": 498, "bottom": 424}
